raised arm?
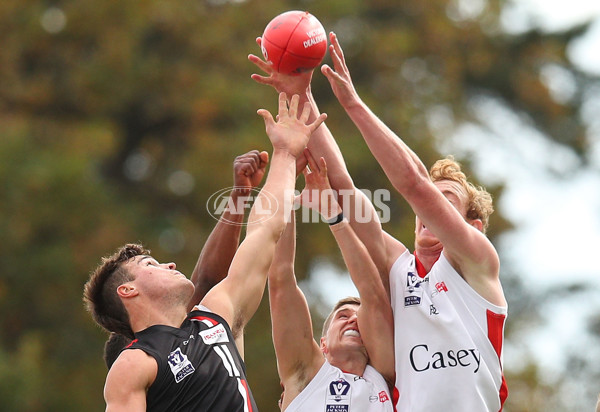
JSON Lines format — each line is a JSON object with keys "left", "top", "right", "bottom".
{"left": 267, "top": 211, "right": 324, "bottom": 408}
{"left": 300, "top": 150, "right": 395, "bottom": 387}
{"left": 322, "top": 32, "right": 501, "bottom": 302}
{"left": 200, "top": 93, "right": 327, "bottom": 347}
{"left": 187, "top": 150, "right": 268, "bottom": 310}
{"left": 249, "top": 40, "right": 400, "bottom": 293}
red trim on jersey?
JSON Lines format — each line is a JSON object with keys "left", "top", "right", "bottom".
{"left": 414, "top": 252, "right": 439, "bottom": 278}
{"left": 125, "top": 338, "right": 138, "bottom": 348}
{"left": 392, "top": 386, "right": 400, "bottom": 412}
{"left": 190, "top": 315, "right": 218, "bottom": 326}
{"left": 240, "top": 378, "right": 253, "bottom": 412}
{"left": 486, "top": 309, "right": 508, "bottom": 411}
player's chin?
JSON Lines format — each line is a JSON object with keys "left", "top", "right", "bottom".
{"left": 415, "top": 233, "right": 440, "bottom": 249}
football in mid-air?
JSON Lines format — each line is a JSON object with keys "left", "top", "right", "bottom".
{"left": 261, "top": 10, "right": 327, "bottom": 75}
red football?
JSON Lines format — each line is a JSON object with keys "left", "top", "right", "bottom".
{"left": 261, "top": 10, "right": 327, "bottom": 75}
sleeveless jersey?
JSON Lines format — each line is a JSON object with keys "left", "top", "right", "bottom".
{"left": 285, "top": 360, "right": 394, "bottom": 412}
{"left": 125, "top": 308, "right": 258, "bottom": 412}
{"left": 389, "top": 251, "right": 508, "bottom": 412}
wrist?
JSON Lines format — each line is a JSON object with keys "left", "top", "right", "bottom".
{"left": 221, "top": 191, "right": 246, "bottom": 222}
{"left": 328, "top": 216, "right": 349, "bottom": 231}
{"left": 326, "top": 212, "right": 345, "bottom": 226}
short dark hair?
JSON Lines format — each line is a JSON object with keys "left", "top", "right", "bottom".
{"left": 104, "top": 333, "right": 132, "bottom": 369}
{"left": 83, "top": 243, "right": 149, "bottom": 339}
{"left": 321, "top": 296, "right": 361, "bottom": 338}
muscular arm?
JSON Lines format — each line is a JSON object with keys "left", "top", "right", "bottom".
{"left": 322, "top": 32, "right": 502, "bottom": 305}
{"left": 200, "top": 94, "right": 327, "bottom": 348}
{"left": 268, "top": 212, "right": 324, "bottom": 409}
{"left": 104, "top": 349, "right": 157, "bottom": 411}
{"left": 250, "top": 42, "right": 403, "bottom": 296}
{"left": 302, "top": 152, "right": 395, "bottom": 387}
{"left": 187, "top": 150, "right": 268, "bottom": 311}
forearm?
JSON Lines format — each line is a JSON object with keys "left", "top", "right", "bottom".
{"left": 247, "top": 149, "right": 296, "bottom": 236}
{"left": 330, "top": 220, "right": 395, "bottom": 384}
{"left": 344, "top": 100, "right": 430, "bottom": 194}
{"left": 222, "top": 150, "right": 296, "bottom": 328}
{"left": 305, "top": 93, "right": 355, "bottom": 193}
{"left": 268, "top": 215, "right": 320, "bottom": 381}
{"left": 329, "top": 220, "right": 385, "bottom": 302}
{"left": 188, "top": 191, "right": 244, "bottom": 309}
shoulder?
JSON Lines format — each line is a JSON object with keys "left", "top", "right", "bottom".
{"left": 383, "top": 231, "right": 408, "bottom": 271}
{"left": 105, "top": 349, "right": 157, "bottom": 405}
{"left": 111, "top": 348, "right": 157, "bottom": 378}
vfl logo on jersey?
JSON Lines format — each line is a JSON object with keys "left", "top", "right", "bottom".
{"left": 404, "top": 271, "right": 423, "bottom": 307}
{"left": 326, "top": 379, "right": 351, "bottom": 412}
{"left": 200, "top": 323, "right": 229, "bottom": 345}
{"left": 167, "top": 347, "right": 195, "bottom": 383}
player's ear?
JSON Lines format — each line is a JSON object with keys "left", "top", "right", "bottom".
{"left": 319, "top": 336, "right": 328, "bottom": 354}
{"left": 117, "top": 283, "right": 139, "bottom": 299}
{"left": 469, "top": 218, "right": 483, "bottom": 232}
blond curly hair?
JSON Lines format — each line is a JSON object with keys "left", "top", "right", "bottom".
{"left": 430, "top": 156, "right": 494, "bottom": 233}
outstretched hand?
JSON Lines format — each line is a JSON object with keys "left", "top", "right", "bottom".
{"left": 298, "top": 148, "right": 341, "bottom": 220}
{"left": 320, "top": 32, "right": 360, "bottom": 109}
{"left": 258, "top": 93, "right": 327, "bottom": 158}
{"left": 233, "top": 150, "right": 269, "bottom": 195}
{"left": 248, "top": 37, "right": 313, "bottom": 97}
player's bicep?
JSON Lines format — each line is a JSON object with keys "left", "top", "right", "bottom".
{"left": 105, "top": 349, "right": 156, "bottom": 412}
{"left": 202, "top": 227, "right": 277, "bottom": 330}
{"left": 357, "top": 303, "right": 395, "bottom": 385}
{"left": 269, "top": 282, "right": 323, "bottom": 382}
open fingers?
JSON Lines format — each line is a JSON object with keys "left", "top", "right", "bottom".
{"left": 278, "top": 92, "right": 290, "bottom": 118}
{"left": 257, "top": 108, "right": 275, "bottom": 128}
{"left": 318, "top": 156, "right": 328, "bottom": 178}
{"left": 307, "top": 112, "right": 327, "bottom": 133}
{"left": 286, "top": 94, "right": 300, "bottom": 119}
{"left": 248, "top": 53, "right": 273, "bottom": 73}
{"left": 329, "top": 32, "right": 344, "bottom": 61}
{"left": 304, "top": 148, "right": 320, "bottom": 174}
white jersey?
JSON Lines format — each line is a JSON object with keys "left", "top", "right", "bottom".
{"left": 390, "top": 251, "right": 508, "bottom": 412}
{"left": 285, "top": 360, "right": 394, "bottom": 412}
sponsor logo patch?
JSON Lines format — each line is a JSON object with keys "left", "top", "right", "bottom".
{"left": 200, "top": 323, "right": 229, "bottom": 345}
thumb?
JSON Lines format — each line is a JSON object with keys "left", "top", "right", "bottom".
{"left": 257, "top": 109, "right": 274, "bottom": 127}
{"left": 259, "top": 151, "right": 269, "bottom": 167}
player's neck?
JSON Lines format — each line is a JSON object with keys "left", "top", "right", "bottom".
{"left": 129, "top": 302, "right": 188, "bottom": 333}
{"left": 327, "top": 350, "right": 368, "bottom": 377}
{"left": 414, "top": 245, "right": 442, "bottom": 273}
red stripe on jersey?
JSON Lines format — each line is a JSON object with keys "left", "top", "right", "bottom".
{"left": 498, "top": 375, "right": 508, "bottom": 412}
{"left": 392, "top": 386, "right": 400, "bottom": 412}
{"left": 240, "top": 378, "right": 253, "bottom": 412}
{"left": 414, "top": 252, "right": 439, "bottom": 278}
{"left": 486, "top": 309, "right": 508, "bottom": 411}
{"left": 190, "top": 315, "right": 218, "bottom": 326}
{"left": 125, "top": 339, "right": 138, "bottom": 348}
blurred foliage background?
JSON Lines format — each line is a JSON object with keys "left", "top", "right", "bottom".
{"left": 0, "top": 0, "right": 598, "bottom": 411}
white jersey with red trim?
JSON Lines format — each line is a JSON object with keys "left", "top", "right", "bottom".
{"left": 389, "top": 251, "right": 508, "bottom": 412}
{"left": 285, "top": 360, "right": 394, "bottom": 412}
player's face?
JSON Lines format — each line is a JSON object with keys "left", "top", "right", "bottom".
{"left": 322, "top": 304, "right": 365, "bottom": 356}
{"left": 123, "top": 255, "right": 194, "bottom": 302}
{"left": 415, "top": 179, "right": 469, "bottom": 248}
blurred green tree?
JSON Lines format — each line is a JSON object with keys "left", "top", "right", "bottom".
{"left": 0, "top": 0, "right": 597, "bottom": 411}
